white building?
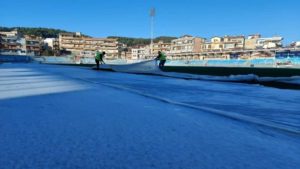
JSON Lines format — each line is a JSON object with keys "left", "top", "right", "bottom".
{"left": 44, "top": 38, "right": 56, "bottom": 49}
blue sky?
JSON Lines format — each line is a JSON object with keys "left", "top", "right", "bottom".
{"left": 0, "top": 0, "right": 299, "bottom": 43}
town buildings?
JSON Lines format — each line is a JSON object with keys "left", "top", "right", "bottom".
{"left": 0, "top": 29, "right": 291, "bottom": 61}
{"left": 202, "top": 34, "right": 283, "bottom": 52}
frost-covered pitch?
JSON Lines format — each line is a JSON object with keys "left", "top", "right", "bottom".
{"left": 0, "top": 63, "right": 299, "bottom": 169}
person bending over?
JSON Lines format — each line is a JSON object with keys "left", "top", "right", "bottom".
{"left": 95, "top": 51, "right": 106, "bottom": 70}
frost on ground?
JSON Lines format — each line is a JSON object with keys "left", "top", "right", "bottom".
{"left": 0, "top": 63, "right": 300, "bottom": 169}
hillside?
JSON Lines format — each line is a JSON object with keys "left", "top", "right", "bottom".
{"left": 107, "top": 36, "right": 177, "bottom": 46}
{"left": 0, "top": 27, "right": 72, "bottom": 38}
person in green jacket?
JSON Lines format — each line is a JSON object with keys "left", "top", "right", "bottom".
{"left": 155, "top": 51, "right": 167, "bottom": 69}
{"left": 95, "top": 51, "right": 106, "bottom": 70}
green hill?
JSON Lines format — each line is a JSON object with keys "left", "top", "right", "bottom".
{"left": 107, "top": 36, "right": 177, "bottom": 47}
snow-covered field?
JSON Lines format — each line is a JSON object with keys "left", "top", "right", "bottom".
{"left": 0, "top": 63, "right": 300, "bottom": 169}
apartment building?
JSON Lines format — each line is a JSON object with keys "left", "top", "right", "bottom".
{"left": 120, "top": 47, "right": 132, "bottom": 60}
{"left": 209, "top": 37, "right": 224, "bottom": 51}
{"left": 203, "top": 35, "right": 245, "bottom": 51}
{"left": 0, "top": 30, "right": 26, "bottom": 55}
{"left": 25, "top": 35, "right": 43, "bottom": 56}
{"left": 0, "top": 35, "right": 25, "bottom": 55}
{"left": 151, "top": 40, "right": 171, "bottom": 54}
{"left": 0, "top": 30, "right": 43, "bottom": 56}
{"left": 245, "top": 34, "right": 261, "bottom": 49}
{"left": 223, "top": 35, "right": 245, "bottom": 50}
{"left": 170, "top": 35, "right": 205, "bottom": 54}
{"left": 59, "top": 32, "right": 122, "bottom": 59}
{"left": 131, "top": 46, "right": 147, "bottom": 60}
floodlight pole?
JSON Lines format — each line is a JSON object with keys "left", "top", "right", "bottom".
{"left": 150, "top": 8, "right": 155, "bottom": 56}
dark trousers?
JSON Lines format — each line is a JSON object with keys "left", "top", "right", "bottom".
{"left": 95, "top": 59, "right": 100, "bottom": 69}
{"left": 159, "top": 60, "right": 166, "bottom": 69}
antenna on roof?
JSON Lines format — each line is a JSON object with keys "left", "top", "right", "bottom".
{"left": 150, "top": 8, "right": 155, "bottom": 56}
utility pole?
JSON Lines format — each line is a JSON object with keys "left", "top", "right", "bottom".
{"left": 150, "top": 8, "right": 155, "bottom": 56}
